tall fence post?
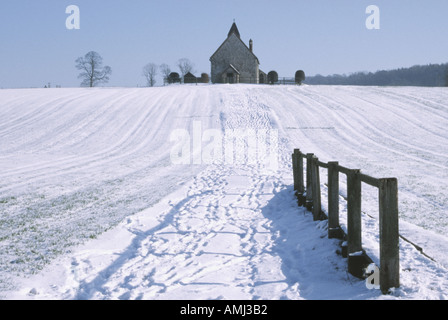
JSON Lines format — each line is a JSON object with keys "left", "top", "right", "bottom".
{"left": 328, "top": 161, "right": 342, "bottom": 238}
{"left": 347, "top": 169, "right": 364, "bottom": 277}
{"left": 347, "top": 169, "right": 362, "bottom": 253}
{"left": 311, "top": 156, "right": 322, "bottom": 220}
{"left": 379, "top": 178, "right": 400, "bottom": 293}
{"left": 305, "top": 153, "right": 314, "bottom": 211}
{"left": 292, "top": 149, "right": 304, "bottom": 194}
{"left": 294, "top": 149, "right": 305, "bottom": 205}
{"left": 292, "top": 150, "right": 299, "bottom": 191}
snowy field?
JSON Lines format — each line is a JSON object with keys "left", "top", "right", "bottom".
{"left": 0, "top": 84, "right": 447, "bottom": 300}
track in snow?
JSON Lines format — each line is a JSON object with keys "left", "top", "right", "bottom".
{"left": 1, "top": 85, "right": 448, "bottom": 299}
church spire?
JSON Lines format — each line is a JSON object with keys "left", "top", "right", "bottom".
{"left": 228, "top": 22, "right": 240, "bottom": 39}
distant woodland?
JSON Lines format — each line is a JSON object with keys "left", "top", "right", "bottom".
{"left": 305, "top": 63, "right": 448, "bottom": 87}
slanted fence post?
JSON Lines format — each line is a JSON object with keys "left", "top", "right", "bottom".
{"left": 379, "top": 178, "right": 400, "bottom": 293}
{"left": 311, "top": 156, "right": 322, "bottom": 220}
{"left": 305, "top": 153, "right": 314, "bottom": 211}
{"left": 328, "top": 161, "right": 342, "bottom": 238}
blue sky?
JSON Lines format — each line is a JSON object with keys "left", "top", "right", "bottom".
{"left": 1, "top": 0, "right": 448, "bottom": 88}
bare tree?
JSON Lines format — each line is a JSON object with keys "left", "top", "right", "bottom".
{"left": 142, "top": 63, "right": 158, "bottom": 87}
{"left": 75, "top": 51, "right": 112, "bottom": 87}
{"left": 177, "top": 58, "right": 195, "bottom": 78}
{"left": 159, "top": 63, "right": 171, "bottom": 85}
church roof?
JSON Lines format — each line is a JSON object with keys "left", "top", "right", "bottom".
{"left": 227, "top": 22, "right": 240, "bottom": 39}
{"left": 223, "top": 64, "right": 240, "bottom": 74}
{"left": 210, "top": 23, "right": 259, "bottom": 64}
{"left": 184, "top": 72, "right": 196, "bottom": 78}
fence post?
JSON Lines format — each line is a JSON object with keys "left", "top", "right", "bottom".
{"left": 347, "top": 169, "right": 364, "bottom": 277}
{"left": 305, "top": 153, "right": 314, "bottom": 211}
{"left": 292, "top": 150, "right": 298, "bottom": 191}
{"left": 293, "top": 149, "right": 305, "bottom": 205}
{"left": 292, "top": 149, "right": 303, "bottom": 193}
{"left": 379, "top": 178, "right": 400, "bottom": 294}
{"left": 298, "top": 153, "right": 304, "bottom": 205}
{"left": 311, "top": 156, "right": 322, "bottom": 220}
{"left": 328, "top": 161, "right": 342, "bottom": 238}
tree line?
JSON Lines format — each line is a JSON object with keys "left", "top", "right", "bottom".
{"left": 75, "top": 51, "right": 201, "bottom": 87}
{"left": 74, "top": 51, "right": 448, "bottom": 88}
{"left": 305, "top": 63, "right": 448, "bottom": 87}
{"left": 74, "top": 51, "right": 306, "bottom": 87}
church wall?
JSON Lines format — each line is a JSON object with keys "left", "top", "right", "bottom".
{"left": 211, "top": 34, "right": 259, "bottom": 84}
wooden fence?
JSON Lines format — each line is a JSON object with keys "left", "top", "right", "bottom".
{"left": 292, "top": 148, "right": 399, "bottom": 294}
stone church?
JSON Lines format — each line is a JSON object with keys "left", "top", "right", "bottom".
{"left": 210, "top": 23, "right": 266, "bottom": 84}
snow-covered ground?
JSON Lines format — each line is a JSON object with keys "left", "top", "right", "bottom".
{"left": 0, "top": 84, "right": 447, "bottom": 300}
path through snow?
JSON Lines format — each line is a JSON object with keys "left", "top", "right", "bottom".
{"left": 7, "top": 163, "right": 381, "bottom": 300}
{"left": 1, "top": 85, "right": 448, "bottom": 299}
